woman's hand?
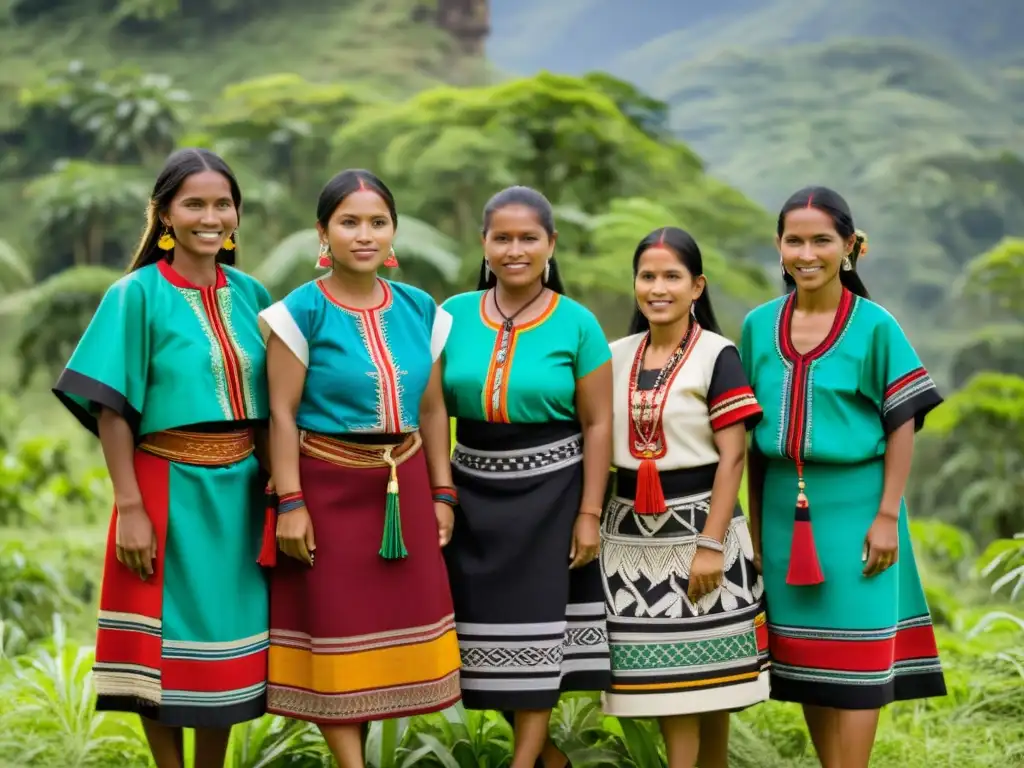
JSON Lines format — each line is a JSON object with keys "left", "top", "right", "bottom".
{"left": 277, "top": 506, "right": 316, "bottom": 566}
{"left": 116, "top": 501, "right": 157, "bottom": 580}
{"left": 569, "top": 513, "right": 600, "bottom": 569}
{"left": 435, "top": 502, "right": 454, "bottom": 547}
{"left": 688, "top": 547, "right": 724, "bottom": 602}
{"left": 863, "top": 512, "right": 899, "bottom": 577}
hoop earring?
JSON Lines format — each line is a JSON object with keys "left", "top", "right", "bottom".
{"left": 543, "top": 260, "right": 550, "bottom": 284}
{"left": 842, "top": 254, "right": 853, "bottom": 271}
{"left": 157, "top": 228, "right": 175, "bottom": 251}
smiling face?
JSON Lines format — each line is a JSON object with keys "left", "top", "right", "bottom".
{"left": 777, "top": 207, "right": 856, "bottom": 292}
{"left": 161, "top": 170, "right": 238, "bottom": 259}
{"left": 482, "top": 204, "right": 556, "bottom": 290}
{"left": 319, "top": 189, "right": 395, "bottom": 274}
{"left": 634, "top": 246, "right": 704, "bottom": 327}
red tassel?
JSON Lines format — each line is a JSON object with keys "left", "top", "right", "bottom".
{"left": 786, "top": 491, "right": 824, "bottom": 585}
{"left": 383, "top": 249, "right": 399, "bottom": 268}
{"left": 257, "top": 498, "right": 277, "bottom": 567}
{"left": 633, "top": 458, "right": 667, "bottom": 515}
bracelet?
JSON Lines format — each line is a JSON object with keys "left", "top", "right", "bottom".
{"left": 696, "top": 534, "right": 724, "bottom": 552}
{"left": 578, "top": 506, "right": 603, "bottom": 518}
{"left": 432, "top": 486, "right": 459, "bottom": 507}
{"left": 277, "top": 491, "right": 305, "bottom": 514}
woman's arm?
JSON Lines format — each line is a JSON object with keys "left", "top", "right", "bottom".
{"left": 418, "top": 360, "right": 453, "bottom": 489}
{"left": 98, "top": 408, "right": 154, "bottom": 578}
{"left": 746, "top": 444, "right": 765, "bottom": 562}
{"left": 266, "top": 335, "right": 306, "bottom": 496}
{"left": 266, "top": 334, "right": 315, "bottom": 564}
{"left": 704, "top": 423, "right": 747, "bottom": 542}
{"left": 880, "top": 420, "right": 914, "bottom": 518}
{"left": 575, "top": 361, "right": 613, "bottom": 517}
{"left": 862, "top": 420, "right": 914, "bottom": 577}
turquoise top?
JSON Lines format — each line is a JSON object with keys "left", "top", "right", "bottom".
{"left": 259, "top": 278, "right": 448, "bottom": 435}
{"left": 739, "top": 289, "right": 943, "bottom": 465}
{"left": 53, "top": 260, "right": 271, "bottom": 437}
{"left": 441, "top": 290, "right": 611, "bottom": 423}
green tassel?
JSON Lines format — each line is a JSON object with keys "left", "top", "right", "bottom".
{"left": 379, "top": 477, "right": 408, "bottom": 560}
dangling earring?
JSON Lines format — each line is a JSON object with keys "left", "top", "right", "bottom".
{"left": 221, "top": 232, "right": 236, "bottom": 251}
{"left": 157, "top": 228, "right": 175, "bottom": 251}
{"left": 316, "top": 242, "right": 332, "bottom": 269}
{"left": 383, "top": 247, "right": 399, "bottom": 268}
{"left": 841, "top": 253, "right": 853, "bottom": 271}
{"left": 543, "top": 260, "right": 551, "bottom": 284}
{"left": 483, "top": 261, "right": 491, "bottom": 280}
{"left": 780, "top": 260, "right": 787, "bottom": 280}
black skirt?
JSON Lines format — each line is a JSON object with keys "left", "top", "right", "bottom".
{"left": 445, "top": 420, "right": 611, "bottom": 710}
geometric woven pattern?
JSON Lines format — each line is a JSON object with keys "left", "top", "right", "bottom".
{"left": 612, "top": 631, "right": 757, "bottom": 672}
{"left": 461, "top": 645, "right": 563, "bottom": 669}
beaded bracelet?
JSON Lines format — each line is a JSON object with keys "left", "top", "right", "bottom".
{"left": 277, "top": 491, "right": 305, "bottom": 514}
{"left": 696, "top": 534, "right": 724, "bottom": 553}
{"left": 432, "top": 486, "right": 459, "bottom": 507}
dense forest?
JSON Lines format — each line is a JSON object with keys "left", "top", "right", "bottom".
{"left": 0, "top": 1, "right": 1021, "bottom": 766}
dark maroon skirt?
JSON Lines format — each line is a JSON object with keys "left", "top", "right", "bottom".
{"left": 267, "top": 447, "right": 461, "bottom": 724}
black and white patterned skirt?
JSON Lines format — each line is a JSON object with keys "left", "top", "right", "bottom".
{"left": 445, "top": 419, "right": 611, "bottom": 710}
{"left": 601, "top": 465, "right": 770, "bottom": 717}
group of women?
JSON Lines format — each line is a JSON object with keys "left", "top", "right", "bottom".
{"left": 53, "top": 147, "right": 946, "bottom": 768}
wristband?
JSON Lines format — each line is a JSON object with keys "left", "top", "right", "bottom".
{"left": 432, "top": 486, "right": 458, "bottom": 507}
{"left": 578, "top": 506, "right": 603, "bottom": 518}
{"left": 277, "top": 491, "right": 305, "bottom": 514}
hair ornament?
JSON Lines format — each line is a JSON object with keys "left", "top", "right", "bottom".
{"left": 855, "top": 229, "right": 868, "bottom": 259}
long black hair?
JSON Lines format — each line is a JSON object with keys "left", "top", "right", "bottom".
{"left": 128, "top": 148, "right": 242, "bottom": 272}
{"left": 316, "top": 169, "right": 398, "bottom": 229}
{"left": 778, "top": 186, "right": 870, "bottom": 299}
{"left": 628, "top": 227, "right": 722, "bottom": 335}
{"left": 475, "top": 185, "right": 566, "bottom": 295}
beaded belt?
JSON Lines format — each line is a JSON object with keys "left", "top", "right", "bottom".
{"left": 138, "top": 428, "right": 254, "bottom": 466}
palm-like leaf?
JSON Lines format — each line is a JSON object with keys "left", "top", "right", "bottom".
{"left": 0, "top": 240, "right": 32, "bottom": 294}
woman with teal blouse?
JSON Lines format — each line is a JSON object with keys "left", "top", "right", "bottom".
{"left": 53, "top": 149, "right": 271, "bottom": 768}
{"left": 441, "top": 186, "right": 613, "bottom": 768}
{"left": 259, "top": 170, "right": 461, "bottom": 767}
{"left": 740, "top": 186, "right": 946, "bottom": 767}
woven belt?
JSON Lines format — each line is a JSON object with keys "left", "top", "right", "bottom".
{"left": 298, "top": 431, "right": 422, "bottom": 469}
{"left": 139, "top": 428, "right": 255, "bottom": 466}
{"left": 298, "top": 430, "right": 422, "bottom": 560}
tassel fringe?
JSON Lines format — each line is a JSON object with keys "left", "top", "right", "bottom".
{"left": 378, "top": 461, "right": 408, "bottom": 560}
{"left": 633, "top": 457, "right": 667, "bottom": 515}
{"left": 257, "top": 489, "right": 278, "bottom": 567}
{"left": 786, "top": 491, "right": 824, "bottom": 585}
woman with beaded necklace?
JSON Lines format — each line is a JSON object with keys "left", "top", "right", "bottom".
{"left": 439, "top": 186, "right": 613, "bottom": 768}
{"left": 601, "top": 227, "right": 768, "bottom": 768}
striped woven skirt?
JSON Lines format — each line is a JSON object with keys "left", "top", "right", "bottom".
{"left": 93, "top": 427, "right": 269, "bottom": 727}
{"left": 762, "top": 458, "right": 946, "bottom": 708}
{"left": 601, "top": 465, "right": 770, "bottom": 717}
{"left": 267, "top": 431, "right": 461, "bottom": 724}
{"left": 445, "top": 420, "right": 611, "bottom": 711}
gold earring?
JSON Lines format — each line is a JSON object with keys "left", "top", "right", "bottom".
{"left": 157, "top": 228, "right": 175, "bottom": 251}
{"left": 222, "top": 232, "right": 236, "bottom": 251}
{"left": 842, "top": 254, "right": 853, "bottom": 271}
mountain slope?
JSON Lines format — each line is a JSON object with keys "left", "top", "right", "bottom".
{"left": 488, "top": 0, "right": 1022, "bottom": 77}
